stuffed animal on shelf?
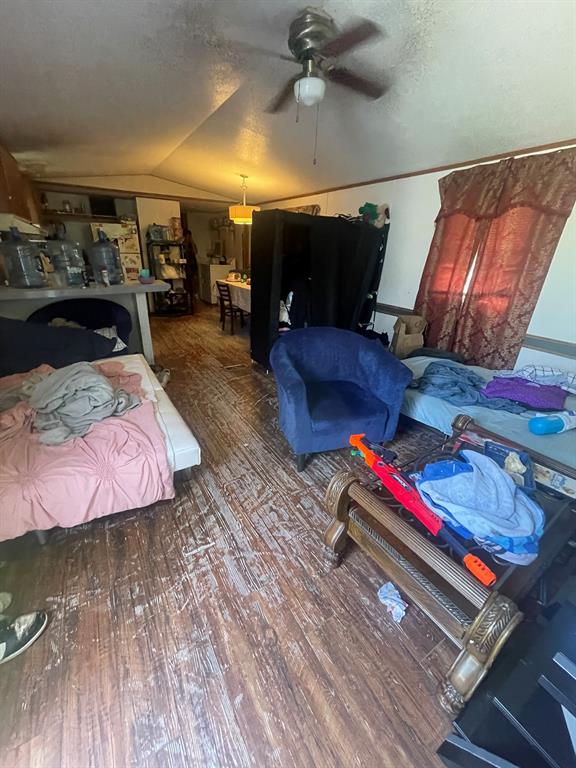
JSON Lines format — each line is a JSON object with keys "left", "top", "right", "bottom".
{"left": 358, "top": 202, "right": 390, "bottom": 229}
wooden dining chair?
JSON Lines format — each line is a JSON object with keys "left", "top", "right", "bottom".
{"left": 216, "top": 281, "right": 245, "bottom": 335}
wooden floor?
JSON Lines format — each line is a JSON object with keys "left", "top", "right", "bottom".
{"left": 0, "top": 306, "right": 454, "bottom": 768}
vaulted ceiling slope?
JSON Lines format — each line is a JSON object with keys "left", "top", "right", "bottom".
{"left": 0, "top": 0, "right": 574, "bottom": 202}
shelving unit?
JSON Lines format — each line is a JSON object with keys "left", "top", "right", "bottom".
{"left": 147, "top": 240, "right": 193, "bottom": 316}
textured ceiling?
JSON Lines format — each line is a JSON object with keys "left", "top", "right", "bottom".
{"left": 0, "top": 0, "right": 574, "bottom": 202}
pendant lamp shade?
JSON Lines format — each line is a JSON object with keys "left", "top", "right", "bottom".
{"left": 229, "top": 176, "right": 259, "bottom": 224}
{"left": 228, "top": 204, "right": 259, "bottom": 225}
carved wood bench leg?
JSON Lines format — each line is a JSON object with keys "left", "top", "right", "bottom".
{"left": 439, "top": 592, "right": 523, "bottom": 714}
{"left": 323, "top": 471, "right": 357, "bottom": 568}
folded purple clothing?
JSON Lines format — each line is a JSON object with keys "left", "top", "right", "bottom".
{"left": 483, "top": 377, "right": 567, "bottom": 410}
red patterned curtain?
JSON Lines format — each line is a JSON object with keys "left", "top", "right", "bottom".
{"left": 415, "top": 148, "right": 576, "bottom": 368}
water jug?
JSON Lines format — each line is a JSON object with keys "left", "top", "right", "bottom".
{"left": 0, "top": 227, "right": 46, "bottom": 288}
{"left": 88, "top": 230, "right": 124, "bottom": 285}
{"left": 46, "top": 230, "right": 85, "bottom": 287}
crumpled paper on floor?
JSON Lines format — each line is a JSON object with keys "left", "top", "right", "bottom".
{"left": 377, "top": 581, "right": 408, "bottom": 623}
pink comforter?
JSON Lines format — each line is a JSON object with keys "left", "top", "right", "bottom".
{"left": 0, "top": 362, "right": 174, "bottom": 541}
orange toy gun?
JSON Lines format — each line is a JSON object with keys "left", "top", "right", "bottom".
{"left": 350, "top": 434, "right": 497, "bottom": 588}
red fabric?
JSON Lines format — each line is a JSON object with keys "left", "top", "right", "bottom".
{"left": 415, "top": 148, "right": 576, "bottom": 368}
{"left": 454, "top": 207, "right": 568, "bottom": 367}
{"left": 415, "top": 214, "right": 485, "bottom": 350}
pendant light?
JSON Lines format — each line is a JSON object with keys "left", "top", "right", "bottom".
{"left": 228, "top": 175, "right": 260, "bottom": 225}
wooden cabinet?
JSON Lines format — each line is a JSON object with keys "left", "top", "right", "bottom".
{"left": 0, "top": 144, "right": 35, "bottom": 220}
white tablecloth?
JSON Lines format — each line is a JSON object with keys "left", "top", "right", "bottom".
{"left": 218, "top": 280, "right": 251, "bottom": 313}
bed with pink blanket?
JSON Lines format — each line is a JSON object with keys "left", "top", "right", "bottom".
{"left": 0, "top": 359, "right": 178, "bottom": 542}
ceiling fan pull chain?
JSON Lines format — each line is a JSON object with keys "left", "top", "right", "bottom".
{"left": 313, "top": 102, "right": 320, "bottom": 166}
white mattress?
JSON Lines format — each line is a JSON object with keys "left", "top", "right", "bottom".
{"left": 401, "top": 357, "right": 576, "bottom": 470}
{"left": 100, "top": 354, "right": 201, "bottom": 472}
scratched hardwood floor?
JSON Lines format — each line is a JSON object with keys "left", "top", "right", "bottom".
{"left": 0, "top": 305, "right": 454, "bottom": 768}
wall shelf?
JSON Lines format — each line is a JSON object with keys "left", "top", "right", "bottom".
{"left": 40, "top": 211, "right": 120, "bottom": 223}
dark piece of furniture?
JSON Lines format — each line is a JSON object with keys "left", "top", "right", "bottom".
{"left": 250, "top": 209, "right": 388, "bottom": 367}
{"left": 0, "top": 316, "right": 116, "bottom": 375}
{"left": 442, "top": 601, "right": 576, "bottom": 768}
{"left": 27, "top": 298, "right": 132, "bottom": 345}
{"left": 216, "top": 281, "right": 245, "bottom": 335}
{"left": 438, "top": 734, "right": 520, "bottom": 767}
{"left": 323, "top": 415, "right": 576, "bottom": 714}
{"left": 270, "top": 326, "right": 412, "bottom": 470}
{"left": 147, "top": 240, "right": 193, "bottom": 315}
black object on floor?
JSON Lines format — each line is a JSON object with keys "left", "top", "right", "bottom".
{"left": 439, "top": 601, "right": 576, "bottom": 768}
{"left": 437, "top": 734, "right": 520, "bottom": 768}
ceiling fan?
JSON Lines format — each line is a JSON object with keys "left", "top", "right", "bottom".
{"left": 263, "top": 7, "right": 388, "bottom": 113}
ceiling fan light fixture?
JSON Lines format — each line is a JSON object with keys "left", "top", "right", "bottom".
{"left": 228, "top": 175, "right": 260, "bottom": 225}
{"left": 294, "top": 75, "right": 325, "bottom": 107}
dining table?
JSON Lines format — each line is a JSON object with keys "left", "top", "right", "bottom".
{"left": 217, "top": 279, "right": 251, "bottom": 313}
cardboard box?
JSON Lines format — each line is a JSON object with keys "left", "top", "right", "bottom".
{"left": 391, "top": 315, "right": 426, "bottom": 359}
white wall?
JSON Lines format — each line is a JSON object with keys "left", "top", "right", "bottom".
{"left": 185, "top": 212, "right": 213, "bottom": 263}
{"left": 135, "top": 197, "right": 180, "bottom": 268}
{"left": 263, "top": 148, "right": 576, "bottom": 368}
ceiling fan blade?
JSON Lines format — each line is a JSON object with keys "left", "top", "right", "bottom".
{"left": 319, "top": 19, "right": 382, "bottom": 58}
{"left": 325, "top": 66, "right": 387, "bottom": 99}
{"left": 228, "top": 40, "right": 297, "bottom": 63}
{"left": 265, "top": 75, "right": 300, "bottom": 113}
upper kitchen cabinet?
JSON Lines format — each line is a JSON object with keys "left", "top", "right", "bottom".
{"left": 0, "top": 144, "right": 38, "bottom": 221}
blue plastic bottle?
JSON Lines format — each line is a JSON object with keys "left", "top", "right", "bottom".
{"left": 529, "top": 410, "right": 576, "bottom": 435}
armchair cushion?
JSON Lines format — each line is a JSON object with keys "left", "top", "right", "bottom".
{"left": 307, "top": 381, "right": 389, "bottom": 436}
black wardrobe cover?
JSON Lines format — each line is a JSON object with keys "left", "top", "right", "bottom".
{"left": 250, "top": 210, "right": 383, "bottom": 367}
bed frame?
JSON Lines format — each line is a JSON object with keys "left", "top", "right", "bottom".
{"left": 323, "top": 415, "right": 576, "bottom": 715}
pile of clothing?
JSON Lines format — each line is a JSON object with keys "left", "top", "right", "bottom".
{"left": 413, "top": 361, "right": 575, "bottom": 416}
{"left": 486, "top": 365, "right": 576, "bottom": 411}
{"left": 0, "top": 361, "right": 140, "bottom": 445}
{"left": 415, "top": 448, "right": 545, "bottom": 565}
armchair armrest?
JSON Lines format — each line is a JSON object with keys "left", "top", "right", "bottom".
{"left": 359, "top": 345, "right": 413, "bottom": 405}
{"left": 357, "top": 344, "right": 412, "bottom": 441}
{"left": 270, "top": 347, "right": 314, "bottom": 453}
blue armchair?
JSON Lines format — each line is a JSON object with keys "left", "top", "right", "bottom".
{"left": 270, "top": 327, "right": 412, "bottom": 470}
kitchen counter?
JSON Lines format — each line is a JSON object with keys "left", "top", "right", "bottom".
{"left": 0, "top": 280, "right": 169, "bottom": 301}
{"left": 0, "top": 280, "right": 169, "bottom": 364}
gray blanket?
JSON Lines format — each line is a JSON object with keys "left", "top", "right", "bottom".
{"left": 29, "top": 362, "right": 139, "bottom": 445}
{"left": 0, "top": 371, "right": 45, "bottom": 413}
{"left": 413, "top": 361, "right": 527, "bottom": 414}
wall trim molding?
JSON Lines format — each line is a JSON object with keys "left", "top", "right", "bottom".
{"left": 376, "top": 302, "right": 416, "bottom": 317}
{"left": 258, "top": 138, "right": 576, "bottom": 205}
{"left": 522, "top": 335, "right": 576, "bottom": 359}
{"left": 375, "top": 304, "right": 575, "bottom": 359}
{"left": 34, "top": 180, "right": 233, "bottom": 208}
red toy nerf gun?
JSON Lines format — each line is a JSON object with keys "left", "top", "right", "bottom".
{"left": 350, "top": 434, "right": 496, "bottom": 588}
